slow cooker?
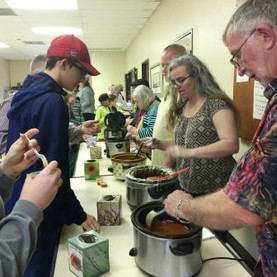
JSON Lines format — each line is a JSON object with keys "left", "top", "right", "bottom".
{"left": 111, "top": 152, "right": 147, "bottom": 181}
{"left": 104, "top": 110, "right": 130, "bottom": 158}
{"left": 130, "top": 202, "right": 203, "bottom": 277}
{"left": 125, "top": 165, "right": 179, "bottom": 209}
{"left": 105, "top": 138, "right": 130, "bottom": 158}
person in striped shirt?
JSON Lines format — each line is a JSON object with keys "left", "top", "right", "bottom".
{"left": 126, "top": 85, "right": 159, "bottom": 139}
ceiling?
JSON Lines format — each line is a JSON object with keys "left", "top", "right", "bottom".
{"left": 0, "top": 0, "right": 163, "bottom": 60}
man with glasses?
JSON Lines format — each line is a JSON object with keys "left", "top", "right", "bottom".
{"left": 229, "top": 29, "right": 256, "bottom": 69}
{"left": 164, "top": 1, "right": 277, "bottom": 276}
{"left": 6, "top": 35, "right": 101, "bottom": 276}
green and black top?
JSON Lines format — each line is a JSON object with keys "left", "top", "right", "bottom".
{"left": 175, "top": 98, "right": 236, "bottom": 195}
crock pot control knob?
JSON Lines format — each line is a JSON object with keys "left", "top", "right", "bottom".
{"left": 115, "top": 143, "right": 123, "bottom": 149}
{"left": 129, "top": 247, "right": 138, "bottom": 257}
{"left": 169, "top": 242, "right": 194, "bottom": 256}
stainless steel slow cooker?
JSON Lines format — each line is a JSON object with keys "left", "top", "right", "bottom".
{"left": 105, "top": 138, "right": 130, "bottom": 158}
{"left": 104, "top": 109, "right": 130, "bottom": 158}
{"left": 125, "top": 165, "right": 179, "bottom": 209}
{"left": 130, "top": 202, "right": 203, "bottom": 277}
{"left": 111, "top": 152, "right": 147, "bottom": 181}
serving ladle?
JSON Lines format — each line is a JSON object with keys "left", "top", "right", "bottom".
{"left": 145, "top": 208, "right": 165, "bottom": 229}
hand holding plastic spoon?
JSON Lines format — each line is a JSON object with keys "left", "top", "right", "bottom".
{"left": 22, "top": 133, "right": 49, "bottom": 167}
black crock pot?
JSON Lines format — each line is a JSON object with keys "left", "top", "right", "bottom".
{"left": 130, "top": 202, "right": 202, "bottom": 277}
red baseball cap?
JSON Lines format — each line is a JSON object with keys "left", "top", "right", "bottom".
{"left": 47, "top": 35, "right": 100, "bottom": 76}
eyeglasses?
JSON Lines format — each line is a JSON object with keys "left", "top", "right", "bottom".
{"left": 230, "top": 29, "right": 256, "bottom": 68}
{"left": 170, "top": 75, "right": 191, "bottom": 86}
{"left": 73, "top": 63, "right": 87, "bottom": 77}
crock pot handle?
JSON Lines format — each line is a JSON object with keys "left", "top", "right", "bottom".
{"left": 169, "top": 242, "right": 194, "bottom": 256}
{"left": 129, "top": 247, "right": 138, "bottom": 257}
{"left": 147, "top": 184, "right": 165, "bottom": 199}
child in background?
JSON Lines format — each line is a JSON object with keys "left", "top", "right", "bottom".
{"left": 95, "top": 93, "right": 110, "bottom": 140}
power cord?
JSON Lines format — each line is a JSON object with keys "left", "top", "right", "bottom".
{"left": 202, "top": 257, "right": 243, "bottom": 263}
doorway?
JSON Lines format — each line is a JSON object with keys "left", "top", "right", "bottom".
{"left": 141, "top": 59, "right": 149, "bottom": 81}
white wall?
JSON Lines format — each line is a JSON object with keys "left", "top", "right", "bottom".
{"left": 9, "top": 60, "right": 30, "bottom": 86}
{"left": 89, "top": 51, "right": 126, "bottom": 106}
{"left": 127, "top": 0, "right": 236, "bottom": 96}
{"left": 0, "top": 58, "right": 10, "bottom": 99}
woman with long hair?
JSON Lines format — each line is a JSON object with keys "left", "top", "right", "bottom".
{"left": 148, "top": 55, "right": 239, "bottom": 195}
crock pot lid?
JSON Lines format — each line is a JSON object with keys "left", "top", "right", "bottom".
{"left": 104, "top": 111, "right": 126, "bottom": 130}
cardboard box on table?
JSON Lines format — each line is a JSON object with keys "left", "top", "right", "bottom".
{"left": 68, "top": 230, "right": 109, "bottom": 277}
{"left": 97, "top": 195, "right": 122, "bottom": 226}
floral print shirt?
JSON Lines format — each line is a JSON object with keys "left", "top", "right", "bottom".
{"left": 224, "top": 79, "right": 277, "bottom": 277}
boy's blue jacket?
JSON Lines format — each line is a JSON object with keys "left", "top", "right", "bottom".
{"left": 6, "top": 72, "right": 86, "bottom": 225}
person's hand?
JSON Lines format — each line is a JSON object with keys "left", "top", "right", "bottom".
{"left": 140, "top": 137, "right": 160, "bottom": 149}
{"left": 165, "top": 145, "right": 192, "bottom": 167}
{"left": 20, "top": 161, "right": 62, "bottom": 210}
{"left": 81, "top": 214, "right": 100, "bottom": 232}
{"left": 1, "top": 128, "right": 39, "bottom": 178}
{"left": 128, "top": 110, "right": 135, "bottom": 116}
{"left": 164, "top": 190, "right": 193, "bottom": 218}
{"left": 125, "top": 117, "right": 133, "bottom": 126}
{"left": 126, "top": 125, "right": 138, "bottom": 136}
{"left": 81, "top": 120, "right": 100, "bottom": 136}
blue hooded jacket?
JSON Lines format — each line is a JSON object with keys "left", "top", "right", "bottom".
{"left": 6, "top": 72, "right": 86, "bottom": 225}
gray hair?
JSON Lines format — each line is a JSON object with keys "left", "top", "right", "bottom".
{"left": 83, "top": 75, "right": 91, "bottom": 87}
{"left": 167, "top": 55, "right": 238, "bottom": 128}
{"left": 132, "top": 85, "right": 155, "bottom": 107}
{"left": 110, "top": 85, "right": 121, "bottom": 94}
{"left": 30, "top": 54, "right": 47, "bottom": 74}
{"left": 223, "top": 0, "right": 277, "bottom": 42}
{"left": 168, "top": 55, "right": 224, "bottom": 97}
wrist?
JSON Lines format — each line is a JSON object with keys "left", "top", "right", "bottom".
{"left": 0, "top": 165, "right": 17, "bottom": 179}
{"left": 157, "top": 140, "right": 164, "bottom": 150}
{"left": 175, "top": 198, "right": 191, "bottom": 223}
{"left": 187, "top": 148, "right": 196, "bottom": 159}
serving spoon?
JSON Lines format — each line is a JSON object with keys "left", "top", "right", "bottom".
{"left": 145, "top": 208, "right": 165, "bottom": 229}
{"left": 146, "top": 166, "right": 190, "bottom": 181}
{"left": 134, "top": 143, "right": 144, "bottom": 159}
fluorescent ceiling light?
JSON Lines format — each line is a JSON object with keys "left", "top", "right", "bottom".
{"left": 0, "top": 42, "right": 9, "bottom": 48}
{"left": 4, "top": 0, "right": 77, "bottom": 10}
{"left": 32, "top": 27, "right": 82, "bottom": 35}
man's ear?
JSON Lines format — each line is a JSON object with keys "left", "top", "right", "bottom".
{"left": 256, "top": 24, "right": 275, "bottom": 50}
{"left": 58, "top": 58, "right": 68, "bottom": 71}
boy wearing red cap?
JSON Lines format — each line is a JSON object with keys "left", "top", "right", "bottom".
{"left": 6, "top": 35, "right": 100, "bottom": 277}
